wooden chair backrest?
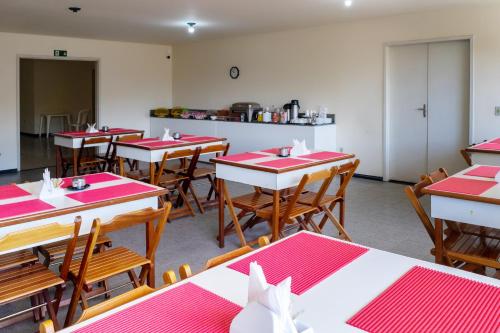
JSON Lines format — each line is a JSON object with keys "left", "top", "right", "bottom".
{"left": 404, "top": 177, "right": 436, "bottom": 243}
{"left": 154, "top": 148, "right": 200, "bottom": 185}
{"left": 200, "top": 143, "right": 230, "bottom": 157}
{"left": 334, "top": 159, "right": 360, "bottom": 198}
{"left": 74, "top": 203, "right": 171, "bottom": 289}
{"left": 76, "top": 285, "right": 154, "bottom": 324}
{"left": 116, "top": 133, "right": 144, "bottom": 142}
{"left": 307, "top": 167, "right": 339, "bottom": 208}
{"left": 78, "top": 136, "right": 114, "bottom": 165}
{"left": 204, "top": 245, "right": 253, "bottom": 270}
{"left": 424, "top": 167, "right": 449, "bottom": 182}
{"left": 460, "top": 149, "right": 472, "bottom": 166}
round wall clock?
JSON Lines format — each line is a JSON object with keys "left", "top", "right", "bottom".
{"left": 229, "top": 66, "right": 240, "bottom": 79}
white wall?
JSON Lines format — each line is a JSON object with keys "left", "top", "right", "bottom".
{"left": 173, "top": 4, "right": 500, "bottom": 177}
{"left": 0, "top": 32, "right": 172, "bottom": 171}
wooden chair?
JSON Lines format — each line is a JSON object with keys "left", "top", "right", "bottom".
{"left": 0, "top": 250, "right": 38, "bottom": 272}
{"left": 64, "top": 204, "right": 170, "bottom": 327}
{"left": 108, "top": 133, "right": 145, "bottom": 173}
{"left": 40, "top": 285, "right": 155, "bottom": 331}
{"left": 460, "top": 149, "right": 472, "bottom": 166}
{"left": 189, "top": 143, "right": 231, "bottom": 212}
{"left": 61, "top": 136, "right": 112, "bottom": 176}
{"left": 255, "top": 167, "right": 339, "bottom": 238}
{"left": 297, "top": 159, "right": 360, "bottom": 240}
{"left": 0, "top": 220, "right": 81, "bottom": 331}
{"left": 225, "top": 187, "right": 275, "bottom": 239}
{"left": 37, "top": 233, "right": 112, "bottom": 267}
{"left": 405, "top": 177, "right": 500, "bottom": 274}
{"left": 163, "top": 236, "right": 270, "bottom": 285}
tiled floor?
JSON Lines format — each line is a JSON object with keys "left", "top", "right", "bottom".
{"left": 20, "top": 134, "right": 56, "bottom": 170}
{"left": 0, "top": 166, "right": 436, "bottom": 332}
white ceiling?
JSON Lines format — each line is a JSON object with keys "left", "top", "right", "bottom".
{"left": 0, "top": 0, "right": 493, "bottom": 44}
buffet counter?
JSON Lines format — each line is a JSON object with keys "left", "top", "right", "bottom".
{"left": 150, "top": 117, "right": 337, "bottom": 156}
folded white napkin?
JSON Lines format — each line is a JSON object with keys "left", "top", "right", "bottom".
{"left": 39, "top": 168, "right": 64, "bottom": 199}
{"left": 230, "top": 262, "right": 313, "bottom": 333}
{"left": 495, "top": 171, "right": 500, "bottom": 183}
{"left": 290, "top": 139, "right": 311, "bottom": 157}
{"left": 85, "top": 123, "right": 98, "bottom": 133}
{"left": 162, "top": 128, "right": 175, "bottom": 141}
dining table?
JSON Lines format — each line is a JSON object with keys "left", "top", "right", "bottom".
{"left": 212, "top": 148, "right": 355, "bottom": 247}
{"left": 0, "top": 173, "right": 166, "bottom": 255}
{"left": 422, "top": 164, "right": 500, "bottom": 264}
{"left": 59, "top": 231, "right": 500, "bottom": 333}
{"left": 53, "top": 128, "right": 145, "bottom": 177}
{"left": 114, "top": 134, "right": 226, "bottom": 184}
{"left": 465, "top": 137, "right": 500, "bottom": 166}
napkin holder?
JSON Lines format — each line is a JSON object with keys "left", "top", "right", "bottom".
{"left": 39, "top": 180, "right": 64, "bottom": 199}
{"left": 230, "top": 302, "right": 313, "bottom": 333}
{"left": 162, "top": 128, "right": 175, "bottom": 141}
{"left": 85, "top": 123, "right": 98, "bottom": 133}
{"left": 290, "top": 139, "right": 311, "bottom": 157}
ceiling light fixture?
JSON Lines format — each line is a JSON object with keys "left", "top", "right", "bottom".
{"left": 344, "top": 0, "right": 352, "bottom": 7}
{"left": 187, "top": 22, "right": 196, "bottom": 34}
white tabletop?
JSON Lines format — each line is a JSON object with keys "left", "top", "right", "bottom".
{"left": 61, "top": 231, "right": 499, "bottom": 333}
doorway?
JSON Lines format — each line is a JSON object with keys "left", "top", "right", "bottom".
{"left": 385, "top": 39, "right": 471, "bottom": 183}
{"left": 18, "top": 58, "right": 97, "bottom": 171}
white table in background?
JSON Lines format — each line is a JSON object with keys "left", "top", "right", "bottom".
{"left": 39, "top": 113, "right": 72, "bottom": 138}
{"left": 60, "top": 231, "right": 499, "bottom": 333}
{"left": 212, "top": 150, "right": 355, "bottom": 247}
{"left": 114, "top": 135, "right": 226, "bottom": 184}
{"left": 53, "top": 128, "right": 144, "bottom": 177}
{"left": 422, "top": 165, "right": 500, "bottom": 264}
{"left": 465, "top": 138, "right": 500, "bottom": 165}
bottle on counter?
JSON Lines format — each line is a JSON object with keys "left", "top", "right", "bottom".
{"left": 263, "top": 107, "right": 272, "bottom": 123}
{"left": 291, "top": 99, "right": 300, "bottom": 121}
{"left": 257, "top": 111, "right": 263, "bottom": 122}
{"left": 280, "top": 110, "right": 288, "bottom": 124}
{"left": 247, "top": 104, "right": 254, "bottom": 123}
{"left": 272, "top": 110, "right": 280, "bottom": 123}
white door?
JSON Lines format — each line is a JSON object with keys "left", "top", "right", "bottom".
{"left": 387, "top": 40, "right": 469, "bottom": 182}
{"left": 388, "top": 44, "right": 429, "bottom": 182}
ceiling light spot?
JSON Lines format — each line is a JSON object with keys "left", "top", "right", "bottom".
{"left": 344, "top": 0, "right": 352, "bottom": 7}
{"left": 187, "top": 22, "right": 196, "bottom": 34}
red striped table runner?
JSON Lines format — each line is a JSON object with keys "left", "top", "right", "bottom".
{"left": 256, "top": 158, "right": 311, "bottom": 169}
{"left": 218, "top": 152, "right": 268, "bottom": 162}
{"left": 425, "top": 177, "right": 497, "bottom": 196}
{"left": 66, "top": 183, "right": 155, "bottom": 204}
{"left": 298, "top": 151, "right": 347, "bottom": 160}
{"left": 0, "top": 199, "right": 55, "bottom": 219}
{"left": 74, "top": 283, "right": 242, "bottom": 333}
{"left": 0, "top": 184, "right": 30, "bottom": 200}
{"left": 347, "top": 266, "right": 500, "bottom": 333}
{"left": 228, "top": 233, "right": 368, "bottom": 295}
{"left": 464, "top": 166, "right": 500, "bottom": 179}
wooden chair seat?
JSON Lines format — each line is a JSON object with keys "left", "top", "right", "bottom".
{"left": 459, "top": 224, "right": 500, "bottom": 240}
{"left": 193, "top": 167, "right": 215, "bottom": 178}
{"left": 432, "top": 233, "right": 500, "bottom": 268}
{"left": 232, "top": 192, "right": 274, "bottom": 211}
{"left": 256, "top": 201, "right": 317, "bottom": 221}
{"left": 0, "top": 263, "right": 63, "bottom": 303}
{"left": 68, "top": 247, "right": 150, "bottom": 285}
{"left": 38, "top": 234, "right": 112, "bottom": 265}
{"left": 0, "top": 250, "right": 38, "bottom": 271}
{"left": 297, "top": 192, "right": 339, "bottom": 206}
{"left": 125, "top": 169, "right": 151, "bottom": 182}
{"left": 156, "top": 173, "right": 189, "bottom": 186}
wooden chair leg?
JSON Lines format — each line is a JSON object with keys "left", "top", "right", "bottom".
{"left": 138, "top": 263, "right": 154, "bottom": 288}
{"left": 319, "top": 201, "right": 336, "bottom": 230}
{"left": 64, "top": 283, "right": 83, "bottom": 327}
{"left": 188, "top": 182, "right": 205, "bottom": 214}
{"left": 175, "top": 182, "right": 195, "bottom": 216}
{"left": 128, "top": 270, "right": 141, "bottom": 288}
{"left": 222, "top": 182, "right": 247, "bottom": 247}
{"left": 322, "top": 205, "right": 352, "bottom": 242}
{"left": 80, "top": 292, "right": 90, "bottom": 310}
{"left": 30, "top": 295, "right": 42, "bottom": 322}
{"left": 42, "top": 290, "right": 60, "bottom": 331}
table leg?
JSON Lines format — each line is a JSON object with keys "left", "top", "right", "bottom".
{"left": 271, "top": 190, "right": 280, "bottom": 242}
{"left": 46, "top": 115, "right": 51, "bottom": 138}
{"left": 221, "top": 181, "right": 246, "bottom": 247}
{"left": 149, "top": 163, "right": 155, "bottom": 184}
{"left": 118, "top": 157, "right": 125, "bottom": 176}
{"left": 218, "top": 178, "right": 225, "bottom": 248}
{"left": 72, "top": 149, "right": 78, "bottom": 176}
{"left": 435, "top": 218, "right": 444, "bottom": 264}
{"left": 55, "top": 146, "right": 62, "bottom": 178}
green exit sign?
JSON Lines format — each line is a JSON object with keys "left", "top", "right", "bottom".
{"left": 53, "top": 50, "right": 67, "bottom": 57}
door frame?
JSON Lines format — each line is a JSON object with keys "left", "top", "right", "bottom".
{"left": 382, "top": 35, "right": 474, "bottom": 181}
{"left": 16, "top": 55, "right": 100, "bottom": 171}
